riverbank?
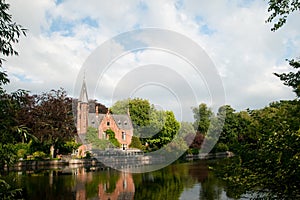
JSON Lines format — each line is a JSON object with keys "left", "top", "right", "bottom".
{"left": 6, "top": 151, "right": 234, "bottom": 171}
{"left": 185, "top": 151, "right": 234, "bottom": 160}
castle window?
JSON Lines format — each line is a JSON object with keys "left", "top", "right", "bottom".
{"left": 122, "top": 132, "right": 126, "bottom": 140}
{"left": 107, "top": 121, "right": 110, "bottom": 126}
{"left": 124, "top": 121, "right": 127, "bottom": 125}
{"left": 118, "top": 120, "right": 121, "bottom": 125}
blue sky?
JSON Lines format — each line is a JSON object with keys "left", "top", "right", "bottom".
{"left": 5, "top": 0, "right": 300, "bottom": 120}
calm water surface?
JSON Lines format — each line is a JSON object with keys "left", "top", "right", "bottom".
{"left": 11, "top": 161, "right": 242, "bottom": 200}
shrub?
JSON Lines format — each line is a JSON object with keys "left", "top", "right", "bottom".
{"left": 32, "top": 151, "right": 47, "bottom": 160}
{"left": 215, "top": 142, "right": 229, "bottom": 152}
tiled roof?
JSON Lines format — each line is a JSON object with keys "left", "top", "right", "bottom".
{"left": 112, "top": 114, "right": 133, "bottom": 130}
{"left": 88, "top": 113, "right": 133, "bottom": 130}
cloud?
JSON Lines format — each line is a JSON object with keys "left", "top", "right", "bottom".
{"left": 4, "top": 0, "right": 300, "bottom": 121}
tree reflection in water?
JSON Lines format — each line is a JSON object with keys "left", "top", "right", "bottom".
{"left": 12, "top": 160, "right": 256, "bottom": 199}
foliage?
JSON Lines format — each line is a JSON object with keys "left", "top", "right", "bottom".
{"left": 109, "top": 98, "right": 130, "bottom": 114}
{"left": 193, "top": 103, "right": 213, "bottom": 134}
{"left": 86, "top": 127, "right": 109, "bottom": 150}
{"left": 0, "top": 179, "right": 22, "bottom": 200}
{"left": 129, "top": 136, "right": 143, "bottom": 149}
{"left": 274, "top": 58, "right": 300, "bottom": 97}
{"left": 105, "top": 129, "right": 121, "bottom": 148}
{"left": 144, "top": 111, "right": 180, "bottom": 151}
{"left": 179, "top": 121, "right": 195, "bottom": 137}
{"left": 32, "top": 151, "right": 47, "bottom": 160}
{"left": 266, "top": 0, "right": 300, "bottom": 31}
{"left": 0, "top": 144, "right": 17, "bottom": 171}
{"left": 212, "top": 100, "right": 300, "bottom": 199}
{"left": 17, "top": 89, "right": 77, "bottom": 155}
{"left": 110, "top": 98, "right": 180, "bottom": 151}
{"left": 110, "top": 98, "right": 152, "bottom": 136}
{"left": 0, "top": 0, "right": 26, "bottom": 63}
{"left": 62, "top": 140, "right": 81, "bottom": 153}
{"left": 214, "top": 142, "right": 229, "bottom": 152}
{"left": 15, "top": 143, "right": 30, "bottom": 159}
{"left": 185, "top": 131, "right": 204, "bottom": 150}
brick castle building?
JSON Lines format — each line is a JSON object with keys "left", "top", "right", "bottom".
{"left": 76, "top": 79, "right": 133, "bottom": 150}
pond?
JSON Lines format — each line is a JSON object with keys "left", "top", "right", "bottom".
{"left": 7, "top": 160, "right": 261, "bottom": 200}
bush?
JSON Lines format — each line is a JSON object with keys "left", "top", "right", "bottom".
{"left": 85, "top": 151, "right": 91, "bottom": 159}
{"left": 17, "top": 149, "right": 27, "bottom": 159}
{"left": 129, "top": 136, "right": 143, "bottom": 149}
{"left": 215, "top": 142, "right": 229, "bottom": 152}
{"left": 32, "top": 151, "right": 47, "bottom": 160}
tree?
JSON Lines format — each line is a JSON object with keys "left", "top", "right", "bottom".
{"left": 145, "top": 111, "right": 180, "bottom": 151}
{"left": 129, "top": 136, "right": 143, "bottom": 149}
{"left": 110, "top": 98, "right": 130, "bottom": 114}
{"left": 110, "top": 98, "right": 151, "bottom": 129}
{"left": 18, "top": 89, "right": 77, "bottom": 157}
{"left": 193, "top": 103, "right": 213, "bottom": 134}
{"left": 266, "top": 0, "right": 300, "bottom": 31}
{"left": 274, "top": 58, "right": 300, "bottom": 97}
{"left": 0, "top": 0, "right": 26, "bottom": 64}
{"left": 0, "top": 1, "right": 26, "bottom": 198}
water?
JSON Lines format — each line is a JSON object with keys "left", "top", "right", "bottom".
{"left": 10, "top": 161, "right": 241, "bottom": 199}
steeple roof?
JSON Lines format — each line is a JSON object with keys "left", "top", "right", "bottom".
{"left": 79, "top": 79, "right": 88, "bottom": 103}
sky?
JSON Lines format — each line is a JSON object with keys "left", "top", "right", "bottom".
{"left": 4, "top": 0, "right": 300, "bottom": 121}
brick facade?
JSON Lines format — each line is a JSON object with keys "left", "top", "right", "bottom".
{"left": 77, "top": 79, "right": 133, "bottom": 150}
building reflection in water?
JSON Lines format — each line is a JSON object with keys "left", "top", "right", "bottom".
{"left": 98, "top": 172, "right": 134, "bottom": 200}
{"left": 74, "top": 167, "right": 134, "bottom": 200}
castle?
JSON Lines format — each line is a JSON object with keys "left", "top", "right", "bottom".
{"left": 76, "top": 79, "right": 133, "bottom": 150}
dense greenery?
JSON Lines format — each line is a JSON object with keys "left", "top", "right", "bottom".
{"left": 0, "top": 0, "right": 27, "bottom": 198}
{"left": 209, "top": 100, "right": 300, "bottom": 199}
{"left": 86, "top": 127, "right": 121, "bottom": 149}
{"left": 111, "top": 98, "right": 181, "bottom": 151}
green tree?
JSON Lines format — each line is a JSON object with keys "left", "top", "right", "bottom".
{"left": 145, "top": 111, "right": 180, "bottom": 151}
{"left": 266, "top": 0, "right": 300, "bottom": 31}
{"left": 274, "top": 58, "right": 300, "bottom": 97}
{"left": 0, "top": 1, "right": 26, "bottom": 198}
{"left": 193, "top": 103, "right": 213, "bottom": 134}
{"left": 110, "top": 98, "right": 152, "bottom": 130}
{"left": 110, "top": 98, "right": 130, "bottom": 114}
{"left": 129, "top": 136, "right": 143, "bottom": 149}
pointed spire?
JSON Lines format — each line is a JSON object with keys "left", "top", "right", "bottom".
{"left": 79, "top": 75, "right": 88, "bottom": 103}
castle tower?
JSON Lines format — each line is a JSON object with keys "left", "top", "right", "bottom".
{"left": 77, "top": 78, "right": 89, "bottom": 134}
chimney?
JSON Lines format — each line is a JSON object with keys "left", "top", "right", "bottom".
{"left": 96, "top": 105, "right": 98, "bottom": 117}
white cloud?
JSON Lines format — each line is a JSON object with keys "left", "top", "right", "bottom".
{"left": 4, "top": 0, "right": 300, "bottom": 121}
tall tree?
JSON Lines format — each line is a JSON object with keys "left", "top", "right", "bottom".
{"left": 0, "top": 1, "right": 26, "bottom": 198}
{"left": 19, "top": 89, "right": 77, "bottom": 157}
{"left": 193, "top": 103, "right": 213, "bottom": 134}
{"left": 0, "top": 0, "right": 26, "bottom": 171}
{"left": 145, "top": 111, "right": 180, "bottom": 150}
